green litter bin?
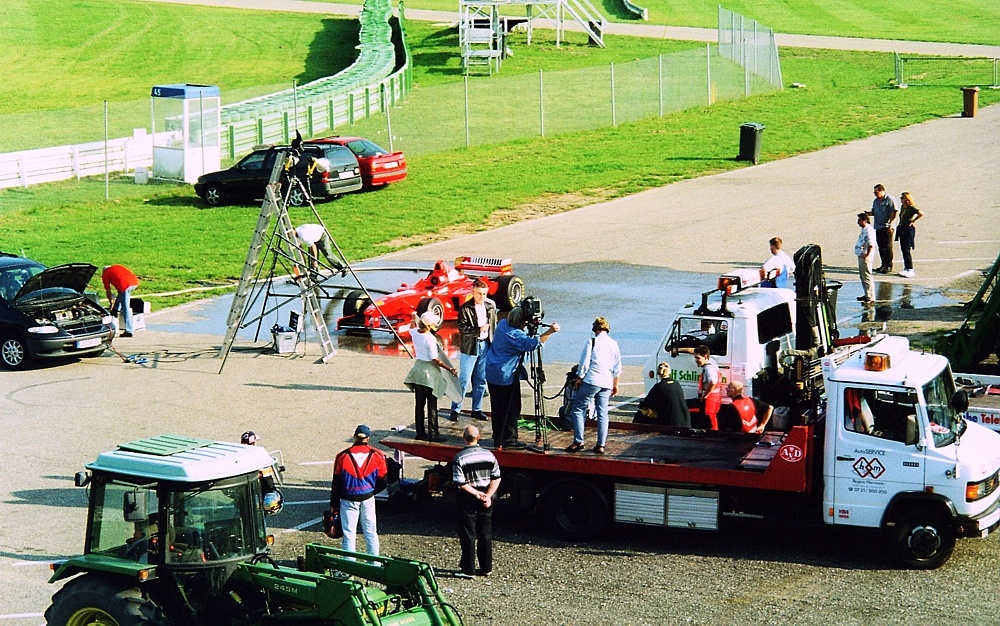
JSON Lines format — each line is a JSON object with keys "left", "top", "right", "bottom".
{"left": 737, "top": 122, "right": 765, "bottom": 164}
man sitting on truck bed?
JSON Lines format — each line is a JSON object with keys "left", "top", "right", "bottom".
{"left": 717, "top": 381, "right": 773, "bottom": 433}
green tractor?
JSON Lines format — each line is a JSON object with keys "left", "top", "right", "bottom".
{"left": 46, "top": 434, "right": 461, "bottom": 626}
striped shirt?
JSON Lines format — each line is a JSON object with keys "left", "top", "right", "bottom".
{"left": 453, "top": 444, "right": 500, "bottom": 491}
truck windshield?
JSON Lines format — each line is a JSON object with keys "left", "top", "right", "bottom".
{"left": 668, "top": 317, "right": 728, "bottom": 356}
{"left": 924, "top": 366, "right": 959, "bottom": 448}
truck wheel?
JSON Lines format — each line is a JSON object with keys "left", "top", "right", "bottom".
{"left": 0, "top": 334, "right": 28, "bottom": 370}
{"left": 891, "top": 510, "right": 956, "bottom": 569}
{"left": 541, "top": 480, "right": 609, "bottom": 541}
{"left": 494, "top": 275, "right": 524, "bottom": 312}
{"left": 416, "top": 297, "right": 445, "bottom": 322}
{"left": 343, "top": 290, "right": 371, "bottom": 317}
{"left": 45, "top": 574, "right": 170, "bottom": 626}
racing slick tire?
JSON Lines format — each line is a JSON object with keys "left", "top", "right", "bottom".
{"left": 45, "top": 574, "right": 171, "bottom": 626}
{"left": 494, "top": 275, "right": 525, "bottom": 312}
{"left": 416, "top": 297, "right": 445, "bottom": 322}
{"left": 890, "top": 509, "right": 956, "bottom": 570}
{"left": 343, "top": 290, "right": 372, "bottom": 317}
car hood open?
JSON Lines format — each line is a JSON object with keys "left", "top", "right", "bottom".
{"left": 14, "top": 263, "right": 97, "bottom": 301}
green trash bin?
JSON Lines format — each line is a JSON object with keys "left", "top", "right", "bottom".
{"left": 737, "top": 122, "right": 765, "bottom": 164}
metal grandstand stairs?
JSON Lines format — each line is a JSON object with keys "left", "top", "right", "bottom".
{"left": 218, "top": 152, "right": 336, "bottom": 372}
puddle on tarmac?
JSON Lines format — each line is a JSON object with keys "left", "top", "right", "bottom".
{"left": 148, "top": 261, "right": 957, "bottom": 365}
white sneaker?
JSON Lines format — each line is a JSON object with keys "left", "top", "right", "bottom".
{"left": 898, "top": 269, "right": 915, "bottom": 278}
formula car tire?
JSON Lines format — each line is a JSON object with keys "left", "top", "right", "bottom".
{"left": 416, "top": 297, "right": 445, "bottom": 322}
{"left": 494, "top": 275, "right": 525, "bottom": 312}
{"left": 343, "top": 290, "right": 372, "bottom": 317}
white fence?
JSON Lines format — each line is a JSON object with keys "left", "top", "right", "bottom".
{"left": 0, "top": 130, "right": 153, "bottom": 190}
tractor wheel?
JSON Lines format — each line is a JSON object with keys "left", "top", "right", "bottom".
{"left": 343, "top": 290, "right": 372, "bottom": 317}
{"left": 201, "top": 183, "right": 224, "bottom": 207}
{"left": 416, "top": 297, "right": 445, "bottom": 322}
{"left": 44, "top": 574, "right": 171, "bottom": 626}
{"left": 890, "top": 509, "right": 956, "bottom": 570}
{"left": 494, "top": 275, "right": 524, "bottom": 312}
{"left": 0, "top": 334, "right": 28, "bottom": 370}
{"left": 540, "top": 480, "right": 609, "bottom": 541}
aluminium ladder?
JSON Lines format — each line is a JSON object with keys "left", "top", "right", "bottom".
{"left": 218, "top": 152, "right": 336, "bottom": 372}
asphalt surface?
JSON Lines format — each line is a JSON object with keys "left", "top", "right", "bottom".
{"left": 4, "top": 3, "right": 1000, "bottom": 623}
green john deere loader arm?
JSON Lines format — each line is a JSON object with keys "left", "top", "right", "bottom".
{"left": 231, "top": 545, "right": 461, "bottom": 625}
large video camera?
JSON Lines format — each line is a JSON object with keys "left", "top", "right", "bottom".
{"left": 520, "top": 296, "right": 544, "bottom": 336}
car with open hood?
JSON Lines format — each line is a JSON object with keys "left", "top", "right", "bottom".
{"left": 0, "top": 253, "right": 115, "bottom": 370}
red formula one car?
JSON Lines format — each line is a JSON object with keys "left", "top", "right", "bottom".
{"left": 337, "top": 257, "right": 524, "bottom": 333}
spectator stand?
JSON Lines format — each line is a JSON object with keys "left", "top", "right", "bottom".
{"left": 459, "top": 0, "right": 606, "bottom": 75}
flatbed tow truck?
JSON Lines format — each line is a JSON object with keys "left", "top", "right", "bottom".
{"left": 383, "top": 246, "right": 1000, "bottom": 569}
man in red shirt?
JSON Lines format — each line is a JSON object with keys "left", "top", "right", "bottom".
{"left": 330, "top": 425, "right": 388, "bottom": 555}
{"left": 102, "top": 265, "right": 140, "bottom": 337}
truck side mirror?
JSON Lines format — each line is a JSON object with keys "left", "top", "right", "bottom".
{"left": 123, "top": 490, "right": 147, "bottom": 522}
{"left": 951, "top": 390, "right": 970, "bottom": 414}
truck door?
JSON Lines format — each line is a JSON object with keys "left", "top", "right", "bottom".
{"left": 830, "top": 386, "right": 923, "bottom": 528}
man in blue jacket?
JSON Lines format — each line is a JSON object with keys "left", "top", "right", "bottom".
{"left": 484, "top": 307, "right": 559, "bottom": 450}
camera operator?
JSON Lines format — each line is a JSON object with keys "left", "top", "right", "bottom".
{"left": 484, "top": 304, "right": 559, "bottom": 450}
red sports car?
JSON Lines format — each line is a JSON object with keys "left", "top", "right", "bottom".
{"left": 337, "top": 257, "right": 524, "bottom": 333}
{"left": 309, "top": 136, "right": 407, "bottom": 188}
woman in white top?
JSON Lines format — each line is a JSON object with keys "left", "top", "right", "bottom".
{"left": 403, "top": 311, "right": 457, "bottom": 441}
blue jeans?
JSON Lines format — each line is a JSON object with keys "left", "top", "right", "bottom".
{"left": 340, "top": 498, "right": 379, "bottom": 556}
{"left": 113, "top": 286, "right": 136, "bottom": 333}
{"left": 452, "top": 339, "right": 488, "bottom": 413}
{"left": 570, "top": 381, "right": 611, "bottom": 447}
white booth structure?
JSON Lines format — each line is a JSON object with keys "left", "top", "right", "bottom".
{"left": 151, "top": 84, "right": 221, "bottom": 183}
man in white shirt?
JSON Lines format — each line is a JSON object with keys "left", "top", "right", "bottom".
{"left": 761, "top": 236, "right": 795, "bottom": 289}
{"left": 565, "top": 317, "right": 622, "bottom": 455}
{"left": 854, "top": 212, "right": 877, "bottom": 305}
{"left": 295, "top": 223, "right": 344, "bottom": 275}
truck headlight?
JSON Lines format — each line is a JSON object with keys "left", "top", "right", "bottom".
{"left": 28, "top": 325, "right": 59, "bottom": 334}
{"left": 967, "top": 471, "right": 999, "bottom": 502}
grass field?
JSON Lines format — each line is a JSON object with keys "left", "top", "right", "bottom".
{"left": 312, "top": 0, "right": 1000, "bottom": 46}
{"left": 1, "top": 2, "right": 997, "bottom": 310}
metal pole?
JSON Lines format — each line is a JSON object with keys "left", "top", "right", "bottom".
{"left": 293, "top": 79, "right": 299, "bottom": 133}
{"left": 706, "top": 43, "right": 712, "bottom": 106}
{"left": 464, "top": 75, "right": 470, "bottom": 148}
{"left": 199, "top": 93, "right": 206, "bottom": 176}
{"left": 658, "top": 54, "right": 664, "bottom": 117}
{"left": 104, "top": 100, "right": 109, "bottom": 200}
{"left": 385, "top": 85, "right": 394, "bottom": 152}
{"left": 744, "top": 34, "right": 750, "bottom": 97}
{"left": 539, "top": 69, "right": 545, "bottom": 138}
{"left": 610, "top": 63, "right": 616, "bottom": 127}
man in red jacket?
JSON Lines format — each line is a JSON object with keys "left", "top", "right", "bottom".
{"left": 330, "top": 425, "right": 387, "bottom": 555}
{"left": 102, "top": 264, "right": 140, "bottom": 337}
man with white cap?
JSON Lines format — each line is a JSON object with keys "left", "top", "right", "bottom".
{"left": 403, "top": 310, "right": 458, "bottom": 442}
{"left": 330, "top": 424, "right": 387, "bottom": 555}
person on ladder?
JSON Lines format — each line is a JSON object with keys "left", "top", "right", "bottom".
{"left": 295, "top": 223, "right": 344, "bottom": 278}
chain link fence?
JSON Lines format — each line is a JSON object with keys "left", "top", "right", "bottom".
{"left": 718, "top": 6, "right": 783, "bottom": 91}
{"left": 344, "top": 44, "right": 778, "bottom": 157}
